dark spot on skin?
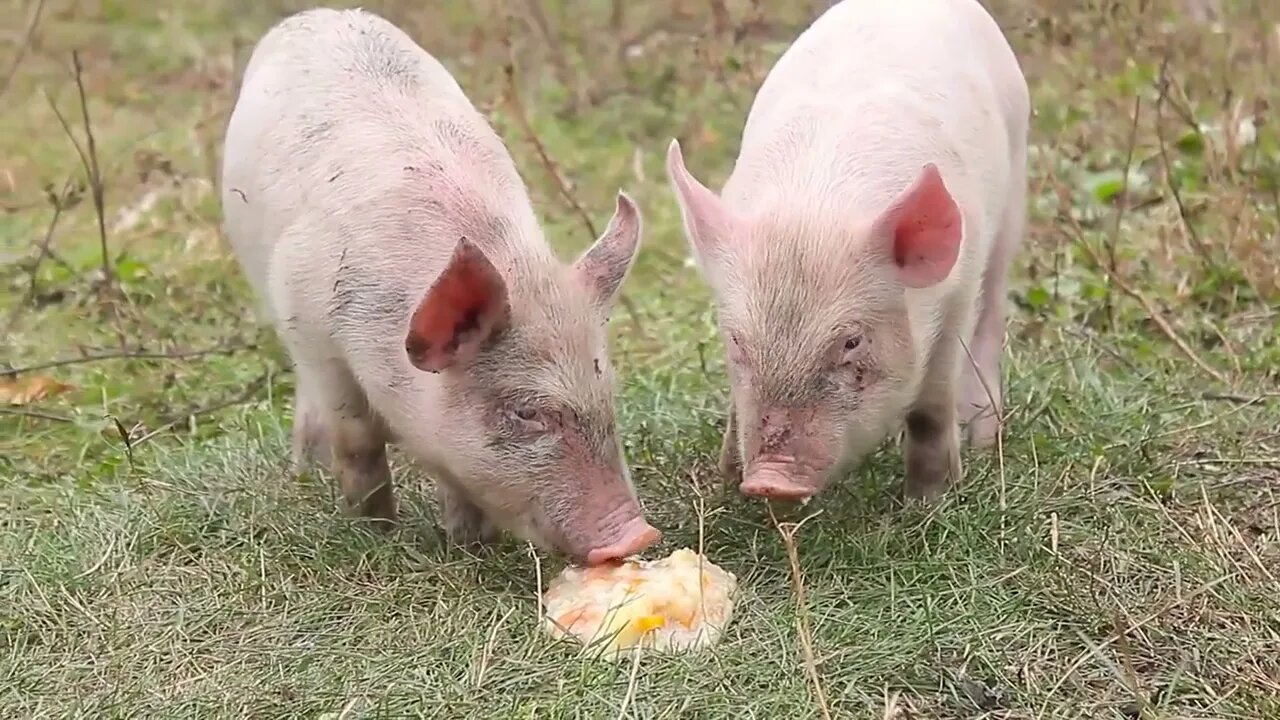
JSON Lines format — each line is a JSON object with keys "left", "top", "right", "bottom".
{"left": 302, "top": 120, "right": 334, "bottom": 143}
{"left": 404, "top": 165, "right": 417, "bottom": 172}
{"left": 405, "top": 335, "right": 431, "bottom": 361}
{"left": 593, "top": 358, "right": 601, "bottom": 376}
{"left": 329, "top": 171, "right": 343, "bottom": 183}
{"left": 453, "top": 306, "right": 481, "bottom": 340}
{"left": 905, "top": 409, "right": 943, "bottom": 441}
{"left": 332, "top": 248, "right": 349, "bottom": 292}
{"left": 231, "top": 188, "right": 247, "bottom": 203}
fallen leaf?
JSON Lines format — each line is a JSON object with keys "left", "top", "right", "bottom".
{"left": 0, "top": 375, "right": 75, "bottom": 405}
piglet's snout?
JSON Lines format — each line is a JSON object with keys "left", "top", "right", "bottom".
{"left": 585, "top": 516, "right": 661, "bottom": 565}
{"left": 741, "top": 407, "right": 831, "bottom": 500}
{"left": 741, "top": 456, "right": 821, "bottom": 500}
{"left": 566, "top": 496, "right": 660, "bottom": 566}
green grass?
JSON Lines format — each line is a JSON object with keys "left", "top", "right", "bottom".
{"left": 3, "top": 0, "right": 1279, "bottom": 717}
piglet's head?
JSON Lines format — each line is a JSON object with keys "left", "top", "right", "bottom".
{"left": 404, "top": 193, "right": 659, "bottom": 566}
{"left": 667, "top": 139, "right": 963, "bottom": 500}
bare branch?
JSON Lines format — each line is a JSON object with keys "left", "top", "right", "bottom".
{"left": 3, "top": 341, "right": 252, "bottom": 378}
{"left": 131, "top": 372, "right": 270, "bottom": 448}
{"left": 0, "top": 0, "right": 46, "bottom": 101}
{"left": 518, "top": 0, "right": 584, "bottom": 114}
{"left": 498, "top": 32, "right": 645, "bottom": 334}
{"left": 3, "top": 178, "right": 82, "bottom": 335}
{"left": 45, "top": 51, "right": 127, "bottom": 347}
{"left": 500, "top": 63, "right": 598, "bottom": 239}
{"left": 0, "top": 406, "right": 74, "bottom": 423}
{"left": 1153, "top": 52, "right": 1217, "bottom": 270}
{"left": 1106, "top": 94, "right": 1141, "bottom": 327}
{"left": 70, "top": 50, "right": 115, "bottom": 298}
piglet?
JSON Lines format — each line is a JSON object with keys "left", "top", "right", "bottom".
{"left": 220, "top": 8, "right": 659, "bottom": 564}
{"left": 666, "top": 0, "right": 1030, "bottom": 501}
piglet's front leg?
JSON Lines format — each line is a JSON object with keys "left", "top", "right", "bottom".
{"left": 903, "top": 335, "right": 964, "bottom": 502}
{"left": 304, "top": 361, "right": 397, "bottom": 525}
{"left": 436, "top": 481, "right": 499, "bottom": 548}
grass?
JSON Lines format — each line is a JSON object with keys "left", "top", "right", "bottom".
{"left": 2, "top": 0, "right": 1278, "bottom": 717}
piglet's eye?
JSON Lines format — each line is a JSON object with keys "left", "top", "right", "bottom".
{"left": 507, "top": 405, "right": 546, "bottom": 429}
{"left": 839, "top": 331, "right": 868, "bottom": 366}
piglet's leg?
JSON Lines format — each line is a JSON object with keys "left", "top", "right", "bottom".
{"left": 960, "top": 149, "right": 1026, "bottom": 449}
{"left": 718, "top": 404, "right": 743, "bottom": 488}
{"left": 904, "top": 333, "right": 964, "bottom": 502}
{"left": 436, "top": 481, "right": 498, "bottom": 548}
{"left": 290, "top": 369, "right": 331, "bottom": 472}
{"left": 305, "top": 358, "right": 397, "bottom": 526}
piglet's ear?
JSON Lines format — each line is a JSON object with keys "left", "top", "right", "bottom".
{"left": 573, "top": 191, "right": 642, "bottom": 311}
{"left": 666, "top": 139, "right": 742, "bottom": 268}
{"left": 873, "top": 163, "right": 962, "bottom": 289}
{"left": 405, "top": 238, "right": 510, "bottom": 373}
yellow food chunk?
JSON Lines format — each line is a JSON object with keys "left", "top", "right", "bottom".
{"left": 632, "top": 614, "right": 666, "bottom": 633}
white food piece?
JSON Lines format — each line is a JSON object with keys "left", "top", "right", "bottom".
{"left": 541, "top": 548, "right": 737, "bottom": 659}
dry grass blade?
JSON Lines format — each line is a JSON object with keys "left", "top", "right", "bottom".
{"left": 1077, "top": 236, "right": 1228, "bottom": 385}
{"left": 767, "top": 504, "right": 832, "bottom": 720}
{"left": 1049, "top": 168, "right": 1229, "bottom": 386}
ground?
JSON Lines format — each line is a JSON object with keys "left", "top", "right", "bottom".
{"left": 1, "top": 0, "right": 1278, "bottom": 718}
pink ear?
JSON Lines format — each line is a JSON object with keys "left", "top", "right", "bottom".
{"left": 876, "top": 164, "right": 962, "bottom": 288}
{"left": 573, "top": 191, "right": 642, "bottom": 309}
{"left": 405, "top": 238, "right": 510, "bottom": 373}
{"left": 666, "top": 139, "right": 739, "bottom": 264}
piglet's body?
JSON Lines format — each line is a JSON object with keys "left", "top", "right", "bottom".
{"left": 221, "top": 8, "right": 658, "bottom": 564}
{"left": 668, "top": 0, "right": 1029, "bottom": 501}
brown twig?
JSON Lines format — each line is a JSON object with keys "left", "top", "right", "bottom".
{"left": 3, "top": 178, "right": 81, "bottom": 335}
{"left": 1201, "top": 391, "right": 1277, "bottom": 405}
{"left": 518, "top": 0, "right": 584, "bottom": 114}
{"left": 0, "top": 0, "right": 46, "bottom": 101}
{"left": 1106, "top": 94, "right": 1142, "bottom": 327}
{"left": 70, "top": 51, "right": 115, "bottom": 298}
{"left": 767, "top": 504, "right": 833, "bottom": 720}
{"left": 709, "top": 0, "right": 731, "bottom": 36}
{"left": 3, "top": 341, "right": 251, "bottom": 377}
{"left": 498, "top": 39, "right": 644, "bottom": 332}
{"left": 46, "top": 52, "right": 127, "bottom": 348}
{"left": 501, "top": 64, "right": 598, "bottom": 239}
{"left": 1076, "top": 236, "right": 1228, "bottom": 385}
{"left": 0, "top": 406, "right": 73, "bottom": 423}
{"left": 131, "top": 372, "right": 270, "bottom": 447}
{"left": 1153, "top": 52, "right": 1217, "bottom": 270}
{"left": 1049, "top": 170, "right": 1229, "bottom": 386}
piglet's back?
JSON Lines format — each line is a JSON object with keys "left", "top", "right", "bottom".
{"left": 221, "top": 8, "right": 543, "bottom": 307}
{"left": 725, "top": 0, "right": 1028, "bottom": 221}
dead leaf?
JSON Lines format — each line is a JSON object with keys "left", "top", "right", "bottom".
{"left": 0, "top": 375, "right": 75, "bottom": 405}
